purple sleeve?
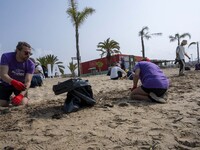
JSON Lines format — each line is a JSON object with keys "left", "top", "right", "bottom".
{"left": 0, "top": 54, "right": 8, "bottom": 65}
{"left": 26, "top": 60, "right": 35, "bottom": 74}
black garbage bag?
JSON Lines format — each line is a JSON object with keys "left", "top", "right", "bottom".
{"left": 53, "top": 78, "right": 96, "bottom": 113}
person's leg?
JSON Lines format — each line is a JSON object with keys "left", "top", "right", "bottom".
{"left": 149, "top": 88, "right": 168, "bottom": 103}
{"left": 13, "top": 90, "right": 29, "bottom": 106}
{"left": 0, "top": 84, "right": 12, "bottom": 107}
{"left": 179, "top": 59, "right": 185, "bottom": 75}
{"left": 130, "top": 86, "right": 150, "bottom": 100}
{"left": 22, "top": 97, "right": 29, "bottom": 105}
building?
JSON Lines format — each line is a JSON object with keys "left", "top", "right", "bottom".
{"left": 80, "top": 54, "right": 144, "bottom": 75}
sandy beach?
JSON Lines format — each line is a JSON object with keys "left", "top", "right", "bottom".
{"left": 0, "top": 68, "right": 200, "bottom": 150}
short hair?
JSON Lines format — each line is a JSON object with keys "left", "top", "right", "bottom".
{"left": 16, "top": 41, "right": 31, "bottom": 51}
{"left": 141, "top": 57, "right": 151, "bottom": 62}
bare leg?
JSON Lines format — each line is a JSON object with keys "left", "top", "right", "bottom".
{"left": 21, "top": 97, "right": 29, "bottom": 106}
{"left": 130, "top": 86, "right": 150, "bottom": 100}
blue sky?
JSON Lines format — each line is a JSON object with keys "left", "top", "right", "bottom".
{"left": 0, "top": 0, "right": 200, "bottom": 73}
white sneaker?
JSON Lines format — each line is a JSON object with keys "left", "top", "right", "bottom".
{"left": 149, "top": 92, "right": 167, "bottom": 103}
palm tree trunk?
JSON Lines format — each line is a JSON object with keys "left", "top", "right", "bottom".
{"left": 141, "top": 36, "right": 145, "bottom": 58}
{"left": 75, "top": 26, "right": 81, "bottom": 76}
{"left": 178, "top": 37, "right": 180, "bottom": 45}
{"left": 107, "top": 52, "right": 111, "bottom": 68}
{"left": 197, "top": 42, "right": 199, "bottom": 63}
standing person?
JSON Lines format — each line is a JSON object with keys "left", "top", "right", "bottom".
{"left": 110, "top": 63, "right": 127, "bottom": 80}
{"left": 0, "top": 42, "right": 35, "bottom": 107}
{"left": 120, "top": 57, "right": 125, "bottom": 70}
{"left": 176, "top": 40, "right": 191, "bottom": 76}
{"left": 130, "top": 60, "right": 169, "bottom": 103}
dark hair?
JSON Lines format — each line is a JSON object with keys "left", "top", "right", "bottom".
{"left": 16, "top": 41, "right": 31, "bottom": 51}
{"left": 141, "top": 57, "right": 150, "bottom": 62}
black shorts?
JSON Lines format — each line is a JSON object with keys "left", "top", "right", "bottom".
{"left": 111, "top": 77, "right": 119, "bottom": 80}
{"left": 141, "top": 86, "right": 167, "bottom": 97}
{"left": 0, "top": 83, "right": 21, "bottom": 101}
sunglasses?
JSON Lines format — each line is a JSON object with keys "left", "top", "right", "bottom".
{"left": 24, "top": 51, "right": 33, "bottom": 56}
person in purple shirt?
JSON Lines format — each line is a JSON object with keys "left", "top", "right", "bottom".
{"left": 130, "top": 59, "right": 169, "bottom": 103}
{"left": 0, "top": 42, "right": 35, "bottom": 107}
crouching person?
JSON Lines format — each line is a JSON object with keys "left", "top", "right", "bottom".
{"left": 0, "top": 41, "right": 35, "bottom": 107}
{"left": 130, "top": 59, "right": 169, "bottom": 103}
{"left": 29, "top": 58, "right": 44, "bottom": 88}
{"left": 110, "top": 63, "right": 127, "bottom": 80}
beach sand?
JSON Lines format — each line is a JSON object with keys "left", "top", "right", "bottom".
{"left": 0, "top": 68, "right": 200, "bottom": 150}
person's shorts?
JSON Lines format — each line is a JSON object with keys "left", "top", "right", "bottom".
{"left": 141, "top": 86, "right": 167, "bottom": 97}
{"left": 111, "top": 77, "right": 119, "bottom": 80}
{"left": 0, "top": 83, "right": 22, "bottom": 101}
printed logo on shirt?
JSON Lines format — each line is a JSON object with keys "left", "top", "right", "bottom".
{"left": 11, "top": 69, "right": 25, "bottom": 76}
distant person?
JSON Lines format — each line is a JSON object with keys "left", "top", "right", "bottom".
{"left": 42, "top": 65, "right": 48, "bottom": 78}
{"left": 110, "top": 63, "right": 127, "bottom": 80}
{"left": 29, "top": 58, "right": 44, "bottom": 79}
{"left": 130, "top": 60, "right": 169, "bottom": 103}
{"left": 29, "top": 58, "right": 44, "bottom": 88}
{"left": 176, "top": 40, "right": 191, "bottom": 76}
{"left": 0, "top": 42, "right": 35, "bottom": 107}
{"left": 120, "top": 57, "right": 125, "bottom": 70}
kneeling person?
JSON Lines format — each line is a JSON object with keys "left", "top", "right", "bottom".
{"left": 110, "top": 63, "right": 127, "bottom": 80}
{"left": 130, "top": 60, "right": 169, "bottom": 103}
{"left": 0, "top": 42, "right": 35, "bottom": 107}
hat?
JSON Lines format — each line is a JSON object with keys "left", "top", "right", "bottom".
{"left": 181, "top": 40, "right": 187, "bottom": 44}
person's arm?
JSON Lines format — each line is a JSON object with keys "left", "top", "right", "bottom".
{"left": 0, "top": 65, "right": 14, "bottom": 84}
{"left": 132, "top": 68, "right": 140, "bottom": 89}
{"left": 24, "top": 73, "right": 33, "bottom": 89}
{"left": 0, "top": 65, "right": 26, "bottom": 92}
{"left": 118, "top": 67, "right": 127, "bottom": 75}
{"left": 20, "top": 73, "right": 33, "bottom": 96}
{"left": 184, "top": 53, "right": 191, "bottom": 59}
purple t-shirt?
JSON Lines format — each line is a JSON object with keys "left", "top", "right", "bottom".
{"left": 133, "top": 61, "right": 169, "bottom": 89}
{"left": 0, "top": 52, "right": 35, "bottom": 86}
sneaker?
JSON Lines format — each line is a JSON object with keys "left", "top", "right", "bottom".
{"left": 179, "top": 73, "right": 185, "bottom": 76}
{"left": 149, "top": 92, "right": 167, "bottom": 103}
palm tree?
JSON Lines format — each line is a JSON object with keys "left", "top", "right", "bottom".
{"left": 139, "top": 26, "right": 162, "bottom": 58}
{"left": 68, "top": 62, "right": 77, "bottom": 77}
{"left": 97, "top": 38, "right": 121, "bottom": 67}
{"left": 96, "top": 61, "right": 103, "bottom": 73}
{"left": 66, "top": 0, "right": 95, "bottom": 76}
{"left": 37, "top": 54, "right": 65, "bottom": 74}
{"left": 169, "top": 33, "right": 191, "bottom": 46}
{"left": 188, "top": 42, "right": 199, "bottom": 63}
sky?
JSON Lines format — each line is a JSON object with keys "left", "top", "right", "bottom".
{"left": 0, "top": 0, "right": 200, "bottom": 73}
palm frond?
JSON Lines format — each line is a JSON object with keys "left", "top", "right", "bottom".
{"left": 180, "top": 33, "right": 191, "bottom": 39}
{"left": 188, "top": 42, "right": 197, "bottom": 48}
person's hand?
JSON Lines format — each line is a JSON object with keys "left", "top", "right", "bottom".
{"left": 11, "top": 94, "right": 24, "bottom": 106}
{"left": 11, "top": 79, "right": 26, "bottom": 91}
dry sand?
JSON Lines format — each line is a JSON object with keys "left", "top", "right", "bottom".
{"left": 0, "top": 68, "right": 200, "bottom": 150}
